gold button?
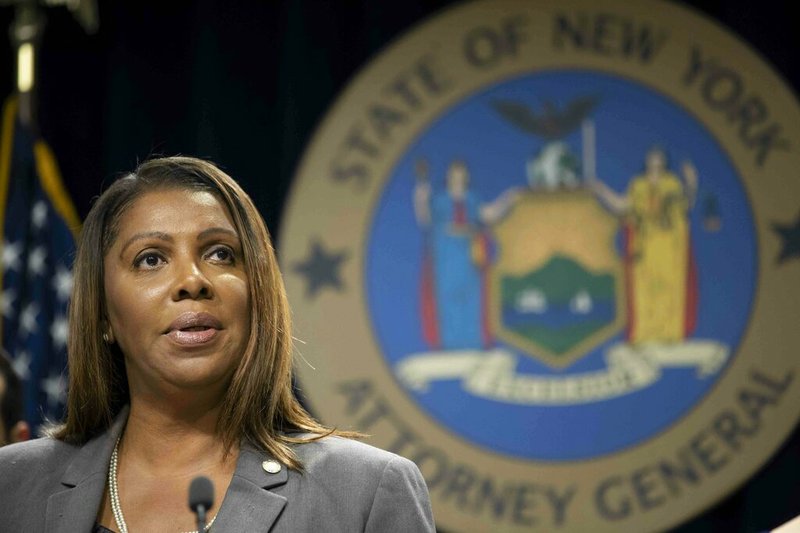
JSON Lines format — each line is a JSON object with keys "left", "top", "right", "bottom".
{"left": 262, "top": 460, "right": 281, "bottom": 474}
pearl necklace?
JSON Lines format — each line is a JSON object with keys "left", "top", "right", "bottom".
{"left": 109, "top": 437, "right": 218, "bottom": 533}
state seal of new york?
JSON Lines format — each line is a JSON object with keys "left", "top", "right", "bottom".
{"left": 280, "top": 1, "right": 800, "bottom": 531}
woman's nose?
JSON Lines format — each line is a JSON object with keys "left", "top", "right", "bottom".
{"left": 172, "top": 259, "right": 213, "bottom": 301}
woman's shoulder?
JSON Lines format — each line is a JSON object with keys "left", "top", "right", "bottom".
{"left": 0, "top": 436, "right": 77, "bottom": 478}
{"left": 0, "top": 435, "right": 75, "bottom": 462}
{"left": 285, "top": 434, "right": 434, "bottom": 530}
{"left": 292, "top": 434, "right": 420, "bottom": 476}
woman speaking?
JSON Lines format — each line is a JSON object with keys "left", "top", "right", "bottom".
{"left": 0, "top": 157, "right": 434, "bottom": 532}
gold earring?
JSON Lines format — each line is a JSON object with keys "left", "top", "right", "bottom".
{"left": 103, "top": 332, "right": 111, "bottom": 343}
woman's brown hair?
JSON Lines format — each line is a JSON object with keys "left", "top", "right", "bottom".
{"left": 50, "top": 156, "right": 339, "bottom": 468}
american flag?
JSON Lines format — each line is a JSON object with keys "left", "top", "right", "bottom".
{"left": 1, "top": 97, "right": 80, "bottom": 434}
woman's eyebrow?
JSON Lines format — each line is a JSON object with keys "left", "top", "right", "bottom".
{"left": 119, "top": 231, "right": 173, "bottom": 256}
{"left": 197, "top": 227, "right": 239, "bottom": 241}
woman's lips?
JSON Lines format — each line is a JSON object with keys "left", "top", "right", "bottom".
{"left": 166, "top": 327, "right": 219, "bottom": 345}
{"left": 165, "top": 312, "right": 222, "bottom": 345}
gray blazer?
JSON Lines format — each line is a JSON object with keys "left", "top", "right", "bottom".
{"left": 0, "top": 409, "right": 435, "bottom": 532}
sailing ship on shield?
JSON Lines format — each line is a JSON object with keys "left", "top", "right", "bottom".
{"left": 398, "top": 96, "right": 729, "bottom": 405}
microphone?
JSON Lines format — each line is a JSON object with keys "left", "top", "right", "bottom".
{"left": 188, "top": 476, "right": 215, "bottom": 532}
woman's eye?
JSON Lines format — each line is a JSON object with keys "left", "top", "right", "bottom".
{"left": 208, "top": 246, "right": 235, "bottom": 263}
{"left": 134, "top": 252, "right": 165, "bottom": 269}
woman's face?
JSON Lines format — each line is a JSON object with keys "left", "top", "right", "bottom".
{"left": 103, "top": 188, "right": 250, "bottom": 397}
{"left": 447, "top": 165, "right": 469, "bottom": 198}
{"left": 646, "top": 150, "right": 666, "bottom": 174}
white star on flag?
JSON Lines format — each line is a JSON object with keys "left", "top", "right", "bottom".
{"left": 27, "top": 245, "right": 48, "bottom": 276}
{"left": 50, "top": 315, "right": 69, "bottom": 349}
{"left": 12, "top": 350, "right": 31, "bottom": 381}
{"left": 2, "top": 239, "right": 22, "bottom": 271}
{"left": 52, "top": 264, "right": 73, "bottom": 302}
{"left": 31, "top": 200, "right": 48, "bottom": 229}
{"left": 42, "top": 372, "right": 67, "bottom": 408}
{"left": 0, "top": 287, "right": 15, "bottom": 318}
{"left": 19, "top": 302, "right": 40, "bottom": 336}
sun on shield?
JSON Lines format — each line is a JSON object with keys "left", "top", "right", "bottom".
{"left": 489, "top": 190, "right": 625, "bottom": 368}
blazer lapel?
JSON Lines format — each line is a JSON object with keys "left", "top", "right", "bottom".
{"left": 45, "top": 408, "right": 127, "bottom": 533}
{"left": 211, "top": 444, "right": 289, "bottom": 532}
{"left": 43, "top": 409, "right": 289, "bottom": 532}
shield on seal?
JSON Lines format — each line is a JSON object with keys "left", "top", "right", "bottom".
{"left": 489, "top": 189, "right": 625, "bottom": 367}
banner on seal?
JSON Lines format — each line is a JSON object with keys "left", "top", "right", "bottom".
{"left": 396, "top": 341, "right": 728, "bottom": 405}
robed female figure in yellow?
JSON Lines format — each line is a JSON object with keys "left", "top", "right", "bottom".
{"left": 590, "top": 147, "right": 699, "bottom": 345}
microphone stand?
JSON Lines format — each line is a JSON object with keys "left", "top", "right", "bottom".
{"left": 188, "top": 476, "right": 215, "bottom": 532}
{"left": 195, "top": 504, "right": 207, "bottom": 532}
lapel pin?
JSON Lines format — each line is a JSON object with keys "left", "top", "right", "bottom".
{"left": 262, "top": 460, "right": 282, "bottom": 474}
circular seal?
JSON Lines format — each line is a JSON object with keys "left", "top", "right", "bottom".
{"left": 280, "top": 1, "right": 800, "bottom": 531}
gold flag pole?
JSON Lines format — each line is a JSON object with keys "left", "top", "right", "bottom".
{"left": 3, "top": 0, "right": 99, "bottom": 128}
{"left": 9, "top": 0, "right": 43, "bottom": 130}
